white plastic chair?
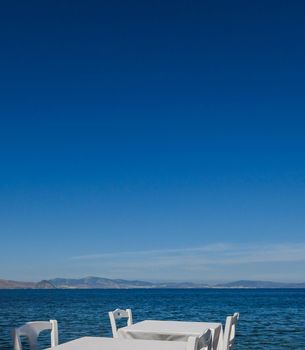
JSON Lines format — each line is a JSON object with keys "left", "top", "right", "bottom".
{"left": 187, "top": 329, "right": 212, "bottom": 350}
{"left": 187, "top": 336, "right": 199, "bottom": 350}
{"left": 223, "top": 313, "right": 239, "bottom": 350}
{"left": 12, "top": 320, "right": 58, "bottom": 350}
{"left": 108, "top": 308, "right": 133, "bottom": 338}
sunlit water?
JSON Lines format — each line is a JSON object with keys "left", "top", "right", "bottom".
{"left": 0, "top": 289, "right": 304, "bottom": 349}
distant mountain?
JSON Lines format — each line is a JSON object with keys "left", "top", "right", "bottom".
{"left": 216, "top": 280, "right": 305, "bottom": 289}
{"left": 156, "top": 281, "right": 209, "bottom": 288}
{"left": 0, "top": 279, "right": 36, "bottom": 289}
{"left": 0, "top": 278, "right": 56, "bottom": 289}
{"left": 48, "top": 277, "right": 210, "bottom": 289}
{"left": 49, "top": 277, "right": 155, "bottom": 289}
{"left": 0, "top": 276, "right": 209, "bottom": 289}
{"left": 1, "top": 277, "right": 305, "bottom": 289}
{"left": 35, "top": 280, "right": 56, "bottom": 289}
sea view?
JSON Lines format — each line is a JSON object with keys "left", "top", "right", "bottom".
{"left": 1, "top": 288, "right": 305, "bottom": 350}
{"left": 1, "top": 1, "right": 305, "bottom": 350}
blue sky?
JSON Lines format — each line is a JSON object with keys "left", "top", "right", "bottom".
{"left": 0, "top": 0, "right": 305, "bottom": 282}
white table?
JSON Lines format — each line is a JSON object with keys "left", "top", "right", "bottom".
{"left": 118, "top": 320, "right": 223, "bottom": 350}
{"left": 46, "top": 336, "right": 190, "bottom": 350}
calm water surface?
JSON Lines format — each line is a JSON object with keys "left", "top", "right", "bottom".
{"left": 0, "top": 289, "right": 304, "bottom": 349}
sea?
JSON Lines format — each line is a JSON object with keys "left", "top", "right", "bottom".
{"left": 0, "top": 288, "right": 304, "bottom": 350}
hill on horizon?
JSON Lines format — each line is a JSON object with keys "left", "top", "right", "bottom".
{"left": 1, "top": 276, "right": 305, "bottom": 289}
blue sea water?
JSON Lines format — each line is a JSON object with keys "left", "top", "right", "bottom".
{"left": 0, "top": 289, "right": 304, "bottom": 350}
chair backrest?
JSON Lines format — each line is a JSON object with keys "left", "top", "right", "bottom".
{"left": 187, "top": 329, "right": 212, "bottom": 350}
{"left": 108, "top": 309, "right": 133, "bottom": 338}
{"left": 223, "top": 313, "right": 239, "bottom": 350}
{"left": 12, "top": 320, "right": 58, "bottom": 350}
{"left": 186, "top": 336, "right": 199, "bottom": 350}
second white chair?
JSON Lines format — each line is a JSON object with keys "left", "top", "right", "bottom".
{"left": 188, "top": 329, "right": 212, "bottom": 350}
{"left": 223, "top": 312, "right": 239, "bottom": 350}
{"left": 108, "top": 308, "right": 133, "bottom": 338}
{"left": 12, "top": 319, "right": 58, "bottom": 350}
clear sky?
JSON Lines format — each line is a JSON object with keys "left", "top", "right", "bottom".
{"left": 0, "top": 0, "right": 305, "bottom": 282}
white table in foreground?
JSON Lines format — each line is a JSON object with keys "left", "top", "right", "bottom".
{"left": 46, "top": 337, "right": 189, "bottom": 350}
{"left": 118, "top": 320, "right": 223, "bottom": 350}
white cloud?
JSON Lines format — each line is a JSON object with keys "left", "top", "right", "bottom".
{"left": 70, "top": 242, "right": 305, "bottom": 264}
{"left": 67, "top": 242, "right": 305, "bottom": 282}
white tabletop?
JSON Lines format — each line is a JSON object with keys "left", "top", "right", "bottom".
{"left": 118, "top": 320, "right": 223, "bottom": 350}
{"left": 46, "top": 337, "right": 189, "bottom": 350}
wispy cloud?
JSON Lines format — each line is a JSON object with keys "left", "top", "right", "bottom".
{"left": 70, "top": 242, "right": 305, "bottom": 264}
{"left": 69, "top": 243, "right": 231, "bottom": 261}
{"left": 67, "top": 242, "right": 305, "bottom": 282}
